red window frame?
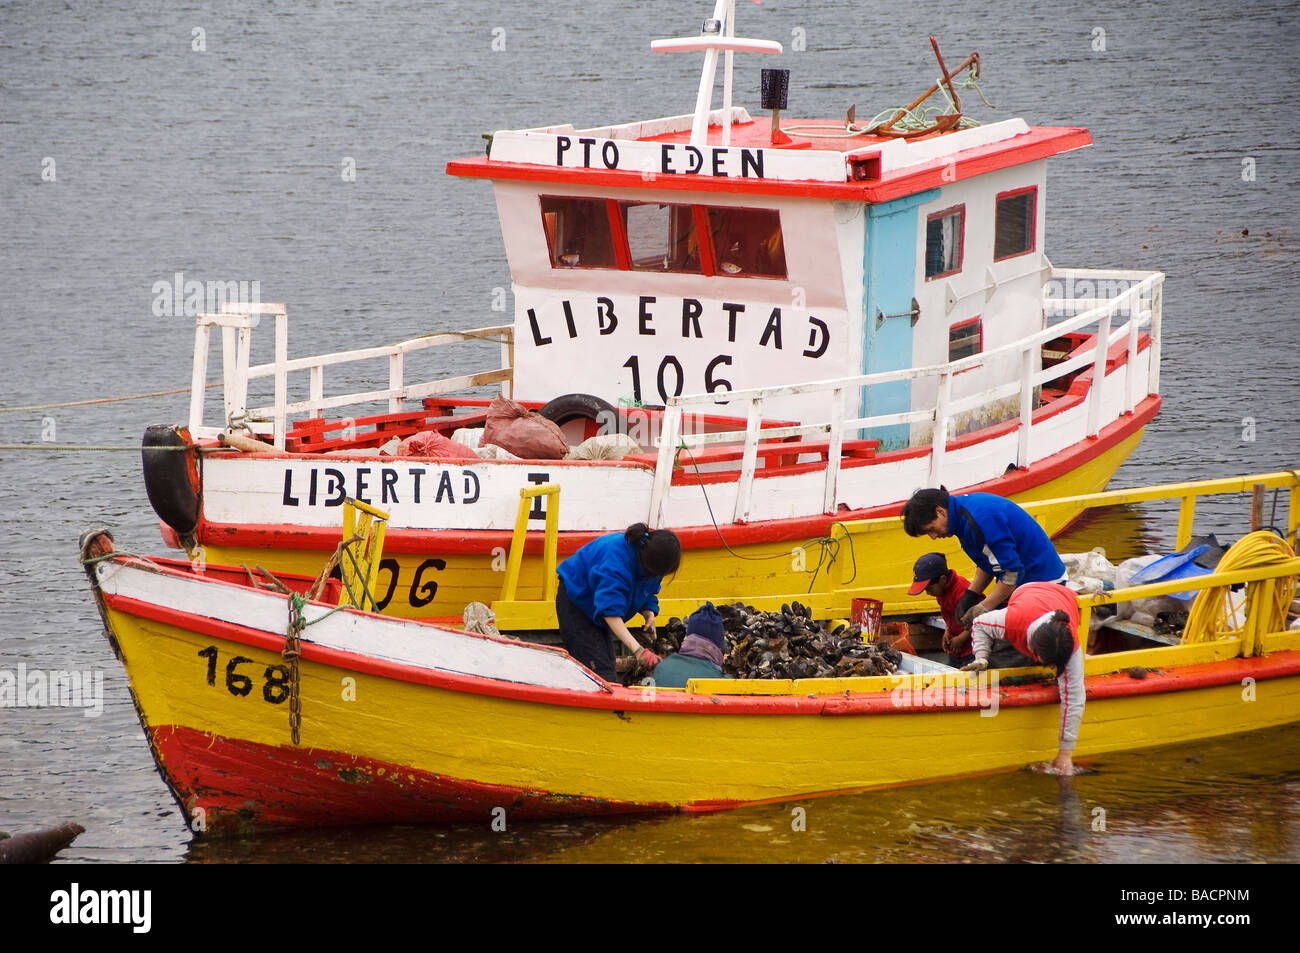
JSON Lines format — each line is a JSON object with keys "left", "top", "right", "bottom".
{"left": 541, "top": 195, "right": 784, "bottom": 279}
{"left": 924, "top": 203, "right": 965, "bottom": 280}
{"left": 993, "top": 186, "right": 1037, "bottom": 262}
{"left": 949, "top": 316, "right": 983, "bottom": 368}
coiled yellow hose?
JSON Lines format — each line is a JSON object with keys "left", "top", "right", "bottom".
{"left": 1181, "top": 531, "right": 1297, "bottom": 644}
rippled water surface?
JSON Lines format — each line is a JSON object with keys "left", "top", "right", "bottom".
{"left": 1, "top": 0, "right": 1297, "bottom": 863}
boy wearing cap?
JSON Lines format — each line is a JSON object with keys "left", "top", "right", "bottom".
{"left": 651, "top": 602, "right": 732, "bottom": 688}
{"left": 909, "top": 553, "right": 980, "bottom": 668}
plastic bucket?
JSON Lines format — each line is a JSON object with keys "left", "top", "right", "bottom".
{"left": 851, "top": 597, "right": 883, "bottom": 638}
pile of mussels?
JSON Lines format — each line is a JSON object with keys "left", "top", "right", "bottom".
{"left": 651, "top": 601, "right": 902, "bottom": 680}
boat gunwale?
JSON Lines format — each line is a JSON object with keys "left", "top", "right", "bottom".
{"left": 180, "top": 392, "right": 1161, "bottom": 554}
{"left": 95, "top": 555, "right": 1300, "bottom": 718}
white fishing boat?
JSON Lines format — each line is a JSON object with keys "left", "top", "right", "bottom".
{"left": 141, "top": 1, "right": 1164, "bottom": 625}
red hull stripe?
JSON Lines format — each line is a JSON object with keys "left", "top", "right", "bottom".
{"left": 150, "top": 724, "right": 669, "bottom": 831}
{"left": 104, "top": 586, "right": 1299, "bottom": 715}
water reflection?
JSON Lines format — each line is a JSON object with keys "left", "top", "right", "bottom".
{"left": 1052, "top": 502, "right": 1166, "bottom": 561}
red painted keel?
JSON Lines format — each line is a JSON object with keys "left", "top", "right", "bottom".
{"left": 150, "top": 725, "right": 670, "bottom": 834}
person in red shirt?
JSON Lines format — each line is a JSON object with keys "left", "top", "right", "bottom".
{"left": 963, "top": 582, "right": 1084, "bottom": 774}
{"left": 907, "top": 552, "right": 980, "bottom": 667}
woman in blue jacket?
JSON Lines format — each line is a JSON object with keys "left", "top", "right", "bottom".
{"left": 555, "top": 522, "right": 682, "bottom": 681}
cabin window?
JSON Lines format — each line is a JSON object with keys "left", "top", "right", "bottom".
{"left": 541, "top": 195, "right": 787, "bottom": 279}
{"left": 540, "top": 196, "right": 618, "bottom": 269}
{"left": 994, "top": 187, "right": 1036, "bottom": 260}
{"left": 925, "top": 205, "right": 964, "bottom": 279}
{"left": 706, "top": 206, "right": 787, "bottom": 278}
{"left": 619, "top": 201, "right": 703, "bottom": 273}
{"left": 949, "top": 317, "right": 982, "bottom": 362}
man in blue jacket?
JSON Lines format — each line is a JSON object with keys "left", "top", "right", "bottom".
{"left": 902, "top": 487, "right": 1066, "bottom": 631}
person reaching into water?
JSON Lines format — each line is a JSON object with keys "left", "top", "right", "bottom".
{"left": 555, "top": 522, "right": 681, "bottom": 681}
{"left": 962, "top": 582, "right": 1085, "bottom": 775}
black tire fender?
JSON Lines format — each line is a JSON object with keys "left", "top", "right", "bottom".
{"left": 538, "top": 393, "right": 625, "bottom": 435}
{"left": 142, "top": 424, "right": 201, "bottom": 536}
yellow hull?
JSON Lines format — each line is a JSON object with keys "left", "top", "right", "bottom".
{"left": 93, "top": 562, "right": 1300, "bottom": 833}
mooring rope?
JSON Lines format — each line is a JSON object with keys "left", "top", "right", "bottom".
{"left": 0, "top": 381, "right": 222, "bottom": 414}
{"left": 674, "top": 440, "right": 859, "bottom": 591}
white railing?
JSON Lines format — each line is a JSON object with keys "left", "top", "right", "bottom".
{"left": 649, "top": 268, "right": 1165, "bottom": 527}
{"left": 187, "top": 303, "right": 514, "bottom": 449}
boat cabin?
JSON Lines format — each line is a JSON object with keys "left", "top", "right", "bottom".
{"left": 447, "top": 30, "right": 1089, "bottom": 451}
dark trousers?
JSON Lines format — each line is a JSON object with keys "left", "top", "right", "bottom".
{"left": 555, "top": 581, "right": 617, "bottom": 681}
{"left": 988, "top": 640, "right": 1038, "bottom": 669}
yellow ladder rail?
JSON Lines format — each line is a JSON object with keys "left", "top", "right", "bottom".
{"left": 500, "top": 483, "right": 560, "bottom": 603}
{"left": 339, "top": 497, "right": 390, "bottom": 612}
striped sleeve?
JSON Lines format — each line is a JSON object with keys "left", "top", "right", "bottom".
{"left": 970, "top": 609, "right": 1008, "bottom": 663}
{"left": 1057, "top": 647, "right": 1086, "bottom": 751}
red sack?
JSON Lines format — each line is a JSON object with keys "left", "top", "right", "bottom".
{"left": 394, "top": 430, "right": 479, "bottom": 461}
{"left": 481, "top": 396, "right": 569, "bottom": 459}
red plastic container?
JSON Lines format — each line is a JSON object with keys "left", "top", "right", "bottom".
{"left": 851, "top": 597, "right": 883, "bottom": 638}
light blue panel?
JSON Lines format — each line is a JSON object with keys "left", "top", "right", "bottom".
{"left": 861, "top": 189, "right": 939, "bottom": 450}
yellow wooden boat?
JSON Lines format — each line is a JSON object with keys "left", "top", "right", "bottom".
{"left": 81, "top": 472, "right": 1300, "bottom": 835}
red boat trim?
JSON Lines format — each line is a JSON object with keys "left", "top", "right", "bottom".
{"left": 192, "top": 393, "right": 1160, "bottom": 555}
{"left": 149, "top": 724, "right": 671, "bottom": 831}
{"left": 445, "top": 126, "right": 1092, "bottom": 204}
{"left": 102, "top": 583, "right": 1298, "bottom": 717}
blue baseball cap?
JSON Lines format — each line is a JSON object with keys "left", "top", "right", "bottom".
{"left": 908, "top": 552, "right": 949, "bottom": 595}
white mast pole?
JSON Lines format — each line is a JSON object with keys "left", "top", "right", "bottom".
{"left": 722, "top": 0, "right": 735, "bottom": 147}
{"left": 689, "top": 0, "right": 730, "bottom": 145}
{"left": 653, "top": 1, "right": 781, "bottom": 146}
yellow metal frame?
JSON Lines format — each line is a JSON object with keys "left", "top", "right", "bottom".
{"left": 492, "top": 469, "right": 1300, "bottom": 630}
{"left": 826, "top": 470, "right": 1300, "bottom": 589}
{"left": 339, "top": 497, "right": 389, "bottom": 612}
{"left": 500, "top": 482, "right": 560, "bottom": 602}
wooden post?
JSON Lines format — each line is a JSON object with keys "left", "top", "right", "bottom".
{"left": 188, "top": 319, "right": 211, "bottom": 432}
{"left": 733, "top": 397, "right": 764, "bottom": 523}
{"left": 1125, "top": 300, "right": 1140, "bottom": 412}
{"left": 1148, "top": 281, "right": 1162, "bottom": 396}
{"left": 1085, "top": 310, "right": 1110, "bottom": 438}
{"left": 273, "top": 312, "right": 288, "bottom": 449}
{"left": 928, "top": 371, "right": 951, "bottom": 487}
{"left": 309, "top": 365, "right": 324, "bottom": 419}
{"left": 388, "top": 351, "right": 405, "bottom": 414}
{"left": 1251, "top": 482, "right": 1265, "bottom": 531}
{"left": 822, "top": 388, "right": 844, "bottom": 514}
{"left": 1017, "top": 346, "right": 1034, "bottom": 467}
{"left": 649, "top": 405, "right": 681, "bottom": 529}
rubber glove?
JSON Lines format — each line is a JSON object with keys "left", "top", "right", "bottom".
{"left": 959, "top": 602, "right": 986, "bottom": 629}
{"left": 637, "top": 649, "right": 661, "bottom": 668}
{"left": 962, "top": 657, "right": 988, "bottom": 672}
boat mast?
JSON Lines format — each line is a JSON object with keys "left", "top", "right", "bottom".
{"left": 651, "top": 0, "right": 782, "bottom": 147}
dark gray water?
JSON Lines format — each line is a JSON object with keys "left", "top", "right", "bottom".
{"left": 1, "top": 0, "right": 1297, "bottom": 863}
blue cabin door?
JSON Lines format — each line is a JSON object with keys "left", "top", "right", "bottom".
{"left": 861, "top": 190, "right": 937, "bottom": 451}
